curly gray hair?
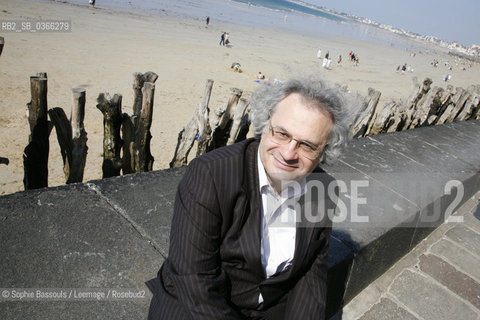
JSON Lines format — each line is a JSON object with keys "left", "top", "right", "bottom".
{"left": 250, "top": 74, "right": 352, "bottom": 164}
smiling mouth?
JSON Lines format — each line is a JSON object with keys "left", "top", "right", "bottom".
{"left": 273, "top": 154, "right": 298, "bottom": 170}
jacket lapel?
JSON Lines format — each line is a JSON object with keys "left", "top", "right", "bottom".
{"left": 239, "top": 139, "right": 265, "bottom": 278}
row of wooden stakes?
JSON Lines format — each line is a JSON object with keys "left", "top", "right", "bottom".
{"left": 23, "top": 71, "right": 158, "bottom": 190}
{"left": 22, "top": 72, "right": 250, "bottom": 190}
{"left": 172, "top": 77, "right": 480, "bottom": 167}
{"left": 352, "top": 77, "right": 480, "bottom": 137}
{"left": 22, "top": 72, "right": 479, "bottom": 190}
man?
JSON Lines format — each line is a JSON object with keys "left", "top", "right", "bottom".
{"left": 147, "top": 75, "right": 351, "bottom": 319}
{"left": 219, "top": 32, "right": 226, "bottom": 46}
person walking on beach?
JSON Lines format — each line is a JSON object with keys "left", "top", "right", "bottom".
{"left": 317, "top": 49, "right": 322, "bottom": 59}
{"left": 219, "top": 32, "right": 225, "bottom": 46}
{"left": 206, "top": 17, "right": 210, "bottom": 25}
{"left": 89, "top": 0, "right": 95, "bottom": 7}
{"left": 225, "top": 32, "right": 230, "bottom": 45}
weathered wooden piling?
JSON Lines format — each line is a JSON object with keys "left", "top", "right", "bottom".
{"left": 455, "top": 86, "right": 480, "bottom": 121}
{"left": 70, "top": 88, "right": 88, "bottom": 182}
{"left": 48, "top": 88, "right": 88, "bottom": 184}
{"left": 196, "top": 79, "right": 214, "bottom": 157}
{"left": 133, "top": 82, "right": 155, "bottom": 172}
{"left": 409, "top": 86, "right": 444, "bottom": 128}
{"left": 170, "top": 79, "right": 214, "bottom": 167}
{"left": 399, "top": 78, "right": 432, "bottom": 131}
{"left": 123, "top": 72, "right": 158, "bottom": 174}
{"left": 207, "top": 87, "right": 243, "bottom": 151}
{"left": 132, "top": 72, "right": 158, "bottom": 122}
{"left": 96, "top": 93, "right": 123, "bottom": 178}
{"left": 426, "top": 85, "right": 454, "bottom": 125}
{"left": 348, "top": 77, "right": 479, "bottom": 138}
{"left": 368, "top": 101, "right": 398, "bottom": 135}
{"left": 23, "top": 74, "right": 50, "bottom": 190}
{"left": 227, "top": 98, "right": 250, "bottom": 145}
{"left": 352, "top": 88, "right": 381, "bottom": 138}
{"left": 0, "top": 36, "right": 4, "bottom": 57}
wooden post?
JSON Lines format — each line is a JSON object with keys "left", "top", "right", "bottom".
{"left": 368, "top": 101, "right": 397, "bottom": 135}
{"left": 236, "top": 103, "right": 251, "bottom": 143}
{"left": 227, "top": 98, "right": 250, "bottom": 145}
{"left": 473, "top": 88, "right": 480, "bottom": 120}
{"left": 96, "top": 93, "right": 123, "bottom": 178}
{"left": 196, "top": 79, "right": 214, "bottom": 157}
{"left": 132, "top": 72, "right": 158, "bottom": 120}
{"left": 121, "top": 115, "right": 135, "bottom": 174}
{"left": 170, "top": 79, "right": 214, "bottom": 167}
{"left": 132, "top": 82, "right": 155, "bottom": 172}
{"left": 170, "top": 106, "right": 199, "bottom": 168}
{"left": 123, "top": 72, "right": 158, "bottom": 174}
{"left": 207, "top": 88, "right": 242, "bottom": 151}
{"left": 408, "top": 86, "right": 443, "bottom": 129}
{"left": 400, "top": 78, "right": 432, "bottom": 131}
{"left": 70, "top": 88, "right": 88, "bottom": 182}
{"left": 455, "top": 88, "right": 480, "bottom": 121}
{"left": 385, "top": 103, "right": 405, "bottom": 133}
{"left": 425, "top": 85, "right": 453, "bottom": 125}
{"left": 210, "top": 103, "right": 227, "bottom": 130}
{"left": 23, "top": 75, "right": 50, "bottom": 190}
{"left": 352, "top": 88, "right": 381, "bottom": 138}
{"left": 438, "top": 87, "right": 469, "bottom": 124}
{"left": 49, "top": 88, "right": 88, "bottom": 184}
{"left": 363, "top": 88, "right": 385, "bottom": 136}
{"left": 48, "top": 107, "right": 73, "bottom": 181}
{"left": 0, "top": 36, "right": 4, "bottom": 57}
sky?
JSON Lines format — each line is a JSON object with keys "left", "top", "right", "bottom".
{"left": 303, "top": 0, "right": 479, "bottom": 47}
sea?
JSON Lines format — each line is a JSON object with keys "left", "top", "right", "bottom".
{"left": 57, "top": 0, "right": 428, "bottom": 51}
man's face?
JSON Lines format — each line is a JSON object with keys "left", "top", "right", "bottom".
{"left": 259, "top": 93, "right": 333, "bottom": 193}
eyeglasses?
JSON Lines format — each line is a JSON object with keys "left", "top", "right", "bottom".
{"left": 268, "top": 125, "right": 323, "bottom": 160}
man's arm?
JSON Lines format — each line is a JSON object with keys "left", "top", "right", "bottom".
{"left": 284, "top": 227, "right": 331, "bottom": 320}
{"left": 166, "top": 158, "right": 243, "bottom": 319}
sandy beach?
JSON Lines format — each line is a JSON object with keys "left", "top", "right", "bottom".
{"left": 1, "top": 0, "right": 479, "bottom": 196}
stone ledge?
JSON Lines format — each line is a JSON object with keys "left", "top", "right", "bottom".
{"left": 325, "top": 120, "right": 480, "bottom": 316}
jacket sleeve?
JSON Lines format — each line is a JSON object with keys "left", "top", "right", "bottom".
{"left": 284, "top": 227, "right": 331, "bottom": 320}
{"left": 165, "top": 158, "right": 244, "bottom": 320}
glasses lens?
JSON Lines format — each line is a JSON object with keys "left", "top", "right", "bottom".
{"left": 270, "top": 126, "right": 320, "bottom": 160}
{"left": 298, "top": 144, "right": 318, "bottom": 159}
{"left": 270, "top": 127, "right": 289, "bottom": 144}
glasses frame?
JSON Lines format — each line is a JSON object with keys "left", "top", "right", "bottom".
{"left": 268, "top": 125, "right": 323, "bottom": 160}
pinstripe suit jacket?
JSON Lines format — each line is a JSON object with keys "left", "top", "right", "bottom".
{"left": 147, "top": 138, "right": 334, "bottom": 319}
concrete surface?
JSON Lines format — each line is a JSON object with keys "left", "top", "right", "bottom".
{"left": 334, "top": 191, "right": 480, "bottom": 320}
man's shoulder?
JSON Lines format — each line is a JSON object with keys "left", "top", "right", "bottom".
{"left": 183, "top": 138, "right": 259, "bottom": 192}
{"left": 193, "top": 138, "right": 259, "bottom": 168}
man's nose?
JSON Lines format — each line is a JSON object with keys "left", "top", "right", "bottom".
{"left": 281, "top": 140, "right": 299, "bottom": 160}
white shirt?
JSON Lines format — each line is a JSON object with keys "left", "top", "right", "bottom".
{"left": 257, "top": 151, "right": 306, "bottom": 303}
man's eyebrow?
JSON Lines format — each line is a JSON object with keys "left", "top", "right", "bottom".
{"left": 296, "top": 134, "right": 323, "bottom": 149}
{"left": 300, "top": 140, "right": 321, "bottom": 149}
{"left": 274, "top": 125, "right": 321, "bottom": 148}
